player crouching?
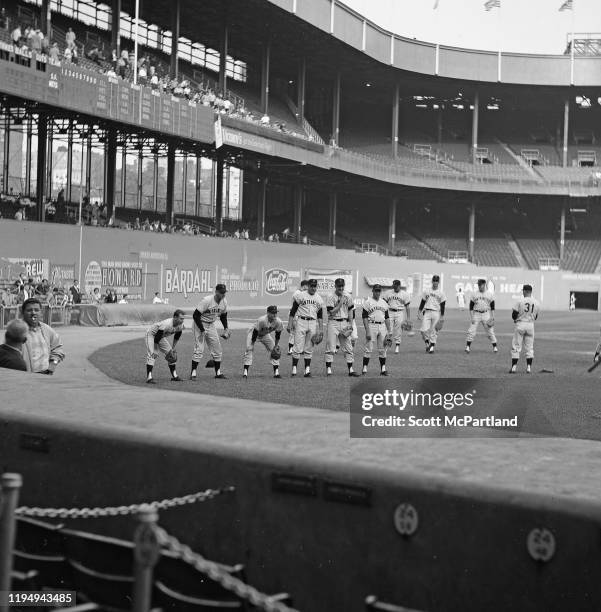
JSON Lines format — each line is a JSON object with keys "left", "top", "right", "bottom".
{"left": 362, "top": 284, "right": 393, "bottom": 376}
{"left": 145, "top": 309, "right": 185, "bottom": 383}
{"left": 243, "top": 306, "right": 283, "bottom": 379}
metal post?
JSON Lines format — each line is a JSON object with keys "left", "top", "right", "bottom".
{"left": 170, "top": 0, "right": 180, "bottom": 80}
{"left": 137, "top": 148, "right": 143, "bottom": 210}
{"left": 294, "top": 184, "right": 302, "bottom": 243}
{"left": 194, "top": 155, "right": 201, "bottom": 216}
{"left": 389, "top": 197, "right": 397, "bottom": 253}
{"left": 25, "top": 117, "right": 32, "bottom": 197}
{"left": 35, "top": 114, "right": 47, "bottom": 222}
{"left": 1, "top": 115, "right": 9, "bottom": 195}
{"left": 559, "top": 203, "right": 566, "bottom": 262}
{"left": 329, "top": 192, "right": 337, "bottom": 247}
{"left": 297, "top": 57, "right": 306, "bottom": 123}
{"left": 332, "top": 71, "right": 341, "bottom": 147}
{"left": 85, "top": 133, "right": 92, "bottom": 201}
{"left": 182, "top": 153, "right": 188, "bottom": 217}
{"left": 215, "top": 153, "right": 224, "bottom": 232}
{"left": 66, "top": 120, "right": 73, "bottom": 203}
{"left": 219, "top": 21, "right": 228, "bottom": 94}
{"left": 563, "top": 98, "right": 570, "bottom": 168}
{"left": 40, "top": 0, "right": 51, "bottom": 40}
{"left": 468, "top": 202, "right": 476, "bottom": 262}
{"left": 261, "top": 41, "right": 271, "bottom": 116}
{"left": 105, "top": 128, "right": 117, "bottom": 219}
{"left": 111, "top": 0, "right": 121, "bottom": 56}
{"left": 471, "top": 90, "right": 479, "bottom": 164}
{"left": 152, "top": 153, "right": 159, "bottom": 212}
{"left": 0, "top": 473, "right": 23, "bottom": 609}
{"left": 392, "top": 83, "right": 399, "bottom": 159}
{"left": 120, "top": 145, "right": 127, "bottom": 210}
{"left": 166, "top": 143, "right": 175, "bottom": 225}
{"left": 132, "top": 505, "right": 160, "bottom": 612}
{"left": 133, "top": 0, "right": 140, "bottom": 85}
{"left": 257, "top": 176, "right": 266, "bottom": 240}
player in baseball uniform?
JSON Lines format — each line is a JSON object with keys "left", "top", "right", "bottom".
{"left": 417, "top": 274, "right": 446, "bottom": 354}
{"left": 384, "top": 279, "right": 411, "bottom": 354}
{"left": 288, "top": 280, "right": 308, "bottom": 355}
{"left": 465, "top": 279, "right": 498, "bottom": 353}
{"left": 362, "top": 284, "right": 393, "bottom": 376}
{"left": 287, "top": 278, "right": 324, "bottom": 377}
{"left": 510, "top": 284, "right": 540, "bottom": 374}
{"left": 145, "top": 309, "right": 185, "bottom": 383}
{"left": 243, "top": 305, "right": 283, "bottom": 379}
{"left": 190, "top": 283, "right": 229, "bottom": 379}
{"left": 325, "top": 278, "right": 360, "bottom": 377}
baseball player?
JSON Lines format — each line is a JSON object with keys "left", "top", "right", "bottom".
{"left": 465, "top": 279, "right": 498, "bottom": 353}
{"left": 417, "top": 275, "right": 446, "bottom": 353}
{"left": 361, "top": 284, "right": 393, "bottom": 376}
{"left": 384, "top": 279, "right": 411, "bottom": 354}
{"left": 243, "top": 306, "right": 283, "bottom": 379}
{"left": 510, "top": 284, "right": 540, "bottom": 374}
{"left": 325, "top": 278, "right": 360, "bottom": 377}
{"left": 190, "top": 283, "right": 230, "bottom": 379}
{"left": 288, "top": 280, "right": 308, "bottom": 354}
{"left": 145, "top": 309, "right": 185, "bottom": 384}
{"left": 287, "top": 278, "right": 324, "bottom": 377}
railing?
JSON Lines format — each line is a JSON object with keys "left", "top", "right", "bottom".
{"left": 447, "top": 250, "right": 469, "bottom": 263}
{"left": 281, "top": 91, "right": 325, "bottom": 145}
{"left": 361, "top": 243, "right": 390, "bottom": 256}
{"left": 538, "top": 257, "right": 561, "bottom": 270}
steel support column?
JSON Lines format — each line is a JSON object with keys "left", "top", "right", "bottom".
{"left": 111, "top": 0, "right": 121, "bottom": 55}
{"left": 559, "top": 202, "right": 566, "bottom": 262}
{"left": 1, "top": 115, "right": 9, "bottom": 194}
{"left": 152, "top": 153, "right": 158, "bottom": 212}
{"left": 219, "top": 22, "right": 229, "bottom": 94}
{"left": 392, "top": 83, "right": 399, "bottom": 159}
{"left": 120, "top": 146, "right": 126, "bottom": 209}
{"left": 294, "top": 184, "right": 302, "bottom": 243}
{"left": 332, "top": 71, "right": 341, "bottom": 147}
{"left": 297, "top": 57, "right": 306, "bottom": 123}
{"left": 40, "top": 0, "right": 51, "bottom": 40}
{"left": 468, "top": 202, "right": 476, "bottom": 262}
{"left": 563, "top": 99, "right": 570, "bottom": 168}
{"left": 85, "top": 133, "right": 92, "bottom": 201}
{"left": 105, "top": 128, "right": 117, "bottom": 219}
{"left": 137, "top": 149, "right": 143, "bottom": 210}
{"left": 388, "top": 197, "right": 397, "bottom": 253}
{"left": 166, "top": 143, "right": 176, "bottom": 224}
{"left": 260, "top": 41, "right": 271, "bottom": 116}
{"left": 169, "top": 0, "right": 180, "bottom": 80}
{"left": 66, "top": 120, "right": 73, "bottom": 203}
{"left": 329, "top": 192, "right": 337, "bottom": 247}
{"left": 25, "top": 117, "right": 32, "bottom": 196}
{"left": 215, "top": 153, "right": 224, "bottom": 232}
{"left": 471, "top": 91, "right": 479, "bottom": 164}
{"left": 194, "top": 155, "right": 201, "bottom": 216}
{"left": 257, "top": 175, "right": 267, "bottom": 241}
{"left": 36, "top": 114, "right": 47, "bottom": 222}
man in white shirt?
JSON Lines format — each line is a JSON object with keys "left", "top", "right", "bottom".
{"left": 362, "top": 284, "right": 393, "bottom": 375}
{"left": 243, "top": 306, "right": 283, "bottom": 379}
{"left": 384, "top": 279, "right": 411, "bottom": 354}
{"left": 145, "top": 310, "right": 185, "bottom": 383}
{"left": 417, "top": 275, "right": 446, "bottom": 354}
{"left": 152, "top": 292, "right": 164, "bottom": 304}
{"left": 510, "top": 284, "right": 540, "bottom": 374}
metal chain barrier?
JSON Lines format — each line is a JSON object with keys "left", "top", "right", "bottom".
{"left": 155, "top": 526, "right": 299, "bottom": 612}
{"left": 14, "top": 486, "right": 235, "bottom": 519}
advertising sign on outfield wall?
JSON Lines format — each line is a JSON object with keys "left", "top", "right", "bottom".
{"left": 305, "top": 269, "right": 354, "bottom": 293}
{"left": 264, "top": 269, "right": 301, "bottom": 296}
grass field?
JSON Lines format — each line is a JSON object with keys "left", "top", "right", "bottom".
{"left": 89, "top": 308, "right": 601, "bottom": 418}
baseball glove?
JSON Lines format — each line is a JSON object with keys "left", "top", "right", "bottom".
{"left": 205, "top": 359, "right": 215, "bottom": 368}
{"left": 270, "top": 346, "right": 281, "bottom": 360}
{"left": 486, "top": 318, "right": 495, "bottom": 329}
{"left": 340, "top": 325, "right": 353, "bottom": 338}
{"left": 312, "top": 331, "right": 324, "bottom": 345}
{"left": 221, "top": 329, "right": 231, "bottom": 340}
{"left": 384, "top": 333, "right": 393, "bottom": 348}
{"left": 435, "top": 318, "right": 445, "bottom": 332}
{"left": 401, "top": 320, "right": 413, "bottom": 332}
{"left": 165, "top": 349, "right": 178, "bottom": 364}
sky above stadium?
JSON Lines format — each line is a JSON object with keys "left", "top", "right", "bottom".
{"left": 342, "top": 0, "right": 601, "bottom": 54}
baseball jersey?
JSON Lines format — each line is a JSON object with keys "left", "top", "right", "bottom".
{"left": 471, "top": 290, "right": 494, "bottom": 312}
{"left": 362, "top": 296, "right": 388, "bottom": 323}
{"left": 512, "top": 296, "right": 540, "bottom": 323}
{"left": 294, "top": 291, "right": 324, "bottom": 319}
{"left": 326, "top": 292, "right": 354, "bottom": 320}
{"left": 148, "top": 318, "right": 184, "bottom": 337}
{"left": 253, "top": 315, "right": 283, "bottom": 337}
{"left": 196, "top": 295, "right": 228, "bottom": 324}
{"left": 384, "top": 290, "right": 410, "bottom": 311}
{"left": 421, "top": 289, "right": 446, "bottom": 311}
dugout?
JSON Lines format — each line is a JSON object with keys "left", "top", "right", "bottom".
{"left": 570, "top": 291, "right": 599, "bottom": 310}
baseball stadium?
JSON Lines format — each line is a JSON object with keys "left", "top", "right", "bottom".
{"left": 1, "top": 0, "right": 601, "bottom": 610}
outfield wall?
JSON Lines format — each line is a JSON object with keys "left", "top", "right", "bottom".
{"left": 1, "top": 220, "right": 599, "bottom": 311}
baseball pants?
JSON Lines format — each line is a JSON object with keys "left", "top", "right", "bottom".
{"left": 193, "top": 322, "right": 223, "bottom": 362}
{"left": 511, "top": 322, "right": 535, "bottom": 359}
{"left": 364, "top": 322, "right": 388, "bottom": 358}
{"left": 326, "top": 320, "right": 353, "bottom": 364}
{"left": 243, "top": 329, "right": 280, "bottom": 367}
{"left": 420, "top": 310, "right": 440, "bottom": 344}
{"left": 389, "top": 311, "right": 406, "bottom": 345}
{"left": 145, "top": 333, "right": 172, "bottom": 366}
{"left": 467, "top": 311, "right": 497, "bottom": 343}
{"left": 292, "top": 318, "right": 317, "bottom": 359}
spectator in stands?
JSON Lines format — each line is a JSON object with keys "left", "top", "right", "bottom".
{"left": 30, "top": 28, "right": 42, "bottom": 54}
{"left": 48, "top": 287, "right": 67, "bottom": 307}
{"left": 152, "top": 292, "right": 164, "bottom": 304}
{"left": 63, "top": 45, "right": 73, "bottom": 63}
{"left": 65, "top": 27, "right": 76, "bottom": 49}
{"left": 282, "top": 227, "right": 290, "bottom": 239}
{"left": 109, "top": 289, "right": 118, "bottom": 303}
{"left": 138, "top": 62, "right": 147, "bottom": 84}
{"left": 45, "top": 199, "right": 56, "bottom": 221}
{"left": 302, "top": 235, "right": 308, "bottom": 244}
{"left": 134, "top": 217, "right": 141, "bottom": 230}
{"left": 71, "top": 45, "right": 79, "bottom": 65}
{"left": 0, "top": 319, "right": 28, "bottom": 372}
{"left": 118, "top": 294, "right": 128, "bottom": 304}
{"left": 48, "top": 42, "right": 59, "bottom": 62}
{"left": 35, "top": 279, "right": 50, "bottom": 298}
{"left": 69, "top": 280, "right": 82, "bottom": 304}
{"left": 11, "top": 24, "right": 21, "bottom": 49}
{"left": 20, "top": 298, "right": 65, "bottom": 374}
{"left": 149, "top": 65, "right": 159, "bottom": 88}
{"left": 91, "top": 287, "right": 103, "bottom": 304}
{"left": 40, "top": 33, "right": 49, "bottom": 55}
{"left": 24, "top": 278, "right": 36, "bottom": 300}
{"left": 14, "top": 207, "right": 25, "bottom": 221}
{"left": 0, "top": 8, "right": 8, "bottom": 31}
{"left": 104, "top": 288, "right": 112, "bottom": 303}
{"left": 87, "top": 45, "right": 102, "bottom": 66}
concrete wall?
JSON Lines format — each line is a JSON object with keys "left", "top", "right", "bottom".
{"left": 1, "top": 220, "right": 599, "bottom": 310}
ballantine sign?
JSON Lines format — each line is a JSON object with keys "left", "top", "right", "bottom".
{"left": 265, "top": 269, "right": 290, "bottom": 295}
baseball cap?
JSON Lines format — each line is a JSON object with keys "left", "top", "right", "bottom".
{"left": 215, "top": 283, "right": 227, "bottom": 294}
{"left": 432, "top": 275, "right": 440, "bottom": 282}
{"left": 334, "top": 278, "right": 345, "bottom": 287}
{"left": 392, "top": 279, "right": 401, "bottom": 286}
{"left": 373, "top": 284, "right": 382, "bottom": 291}
{"left": 308, "top": 279, "right": 318, "bottom": 287}
{"left": 267, "top": 305, "right": 278, "bottom": 314}
{"left": 477, "top": 278, "right": 486, "bottom": 285}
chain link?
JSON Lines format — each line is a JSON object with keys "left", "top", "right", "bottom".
{"left": 14, "top": 486, "right": 235, "bottom": 519}
{"left": 155, "top": 527, "right": 299, "bottom": 612}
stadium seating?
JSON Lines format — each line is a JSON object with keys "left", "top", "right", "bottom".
{"left": 473, "top": 237, "right": 520, "bottom": 268}
{"left": 514, "top": 237, "right": 559, "bottom": 269}
{"left": 562, "top": 239, "right": 601, "bottom": 273}
{"left": 417, "top": 233, "right": 468, "bottom": 260}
